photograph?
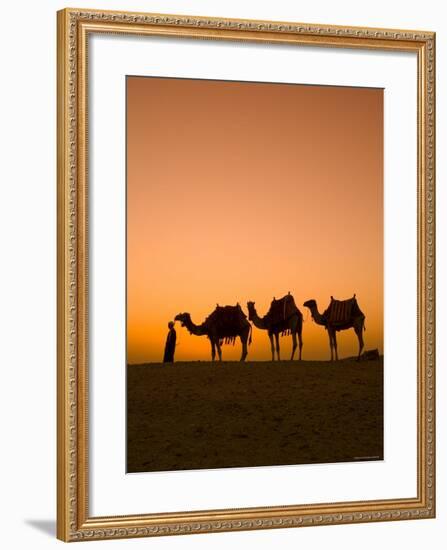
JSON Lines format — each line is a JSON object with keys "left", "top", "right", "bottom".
{"left": 126, "top": 76, "right": 384, "bottom": 473}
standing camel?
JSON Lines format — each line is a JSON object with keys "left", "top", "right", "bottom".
{"left": 303, "top": 294, "right": 365, "bottom": 361}
{"left": 247, "top": 293, "right": 303, "bottom": 361}
{"left": 174, "top": 304, "right": 252, "bottom": 362}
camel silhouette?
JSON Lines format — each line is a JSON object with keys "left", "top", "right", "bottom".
{"left": 247, "top": 292, "right": 303, "bottom": 361}
{"left": 303, "top": 294, "right": 365, "bottom": 361}
{"left": 175, "top": 304, "right": 252, "bottom": 362}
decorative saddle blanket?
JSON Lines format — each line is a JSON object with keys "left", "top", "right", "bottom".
{"left": 205, "top": 304, "right": 247, "bottom": 331}
{"left": 203, "top": 304, "right": 248, "bottom": 345}
{"left": 323, "top": 296, "right": 363, "bottom": 325}
{"left": 264, "top": 293, "right": 299, "bottom": 327}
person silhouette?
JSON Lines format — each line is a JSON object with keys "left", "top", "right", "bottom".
{"left": 163, "top": 321, "right": 177, "bottom": 363}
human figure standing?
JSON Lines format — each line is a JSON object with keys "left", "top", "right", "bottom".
{"left": 163, "top": 321, "right": 177, "bottom": 363}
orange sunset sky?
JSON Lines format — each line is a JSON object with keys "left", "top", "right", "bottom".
{"left": 127, "top": 76, "right": 383, "bottom": 363}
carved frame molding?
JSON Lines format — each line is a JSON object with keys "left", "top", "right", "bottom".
{"left": 57, "top": 8, "right": 435, "bottom": 542}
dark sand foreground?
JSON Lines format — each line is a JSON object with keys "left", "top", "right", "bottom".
{"left": 127, "top": 358, "right": 383, "bottom": 473}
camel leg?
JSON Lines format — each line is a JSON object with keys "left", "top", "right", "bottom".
{"left": 355, "top": 324, "right": 364, "bottom": 361}
{"left": 216, "top": 340, "right": 222, "bottom": 362}
{"left": 269, "top": 333, "right": 275, "bottom": 361}
{"left": 211, "top": 340, "right": 216, "bottom": 362}
{"left": 275, "top": 333, "right": 280, "bottom": 361}
{"left": 240, "top": 333, "right": 248, "bottom": 362}
{"left": 298, "top": 328, "right": 303, "bottom": 361}
{"left": 333, "top": 331, "right": 339, "bottom": 361}
{"left": 291, "top": 331, "right": 297, "bottom": 360}
{"left": 328, "top": 330, "right": 334, "bottom": 361}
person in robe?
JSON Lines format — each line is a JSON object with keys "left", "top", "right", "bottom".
{"left": 163, "top": 321, "right": 177, "bottom": 363}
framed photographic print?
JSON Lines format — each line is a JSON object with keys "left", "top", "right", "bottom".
{"left": 57, "top": 7, "right": 436, "bottom": 542}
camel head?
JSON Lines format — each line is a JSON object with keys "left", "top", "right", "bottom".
{"left": 246, "top": 301, "right": 256, "bottom": 320}
{"left": 174, "top": 312, "right": 191, "bottom": 327}
{"left": 303, "top": 299, "right": 316, "bottom": 309}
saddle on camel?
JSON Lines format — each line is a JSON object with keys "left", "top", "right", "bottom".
{"left": 264, "top": 292, "right": 299, "bottom": 336}
{"left": 205, "top": 303, "right": 251, "bottom": 345}
{"left": 323, "top": 294, "right": 364, "bottom": 328}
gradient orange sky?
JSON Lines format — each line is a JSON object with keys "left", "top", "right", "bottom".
{"left": 127, "top": 76, "right": 383, "bottom": 363}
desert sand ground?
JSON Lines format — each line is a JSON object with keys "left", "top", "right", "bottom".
{"left": 127, "top": 358, "right": 383, "bottom": 473}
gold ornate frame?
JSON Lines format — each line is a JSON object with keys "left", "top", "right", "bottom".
{"left": 57, "top": 7, "right": 436, "bottom": 542}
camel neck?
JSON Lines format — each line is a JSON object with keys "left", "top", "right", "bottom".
{"left": 310, "top": 304, "right": 326, "bottom": 325}
{"left": 249, "top": 308, "right": 267, "bottom": 329}
{"left": 184, "top": 318, "right": 205, "bottom": 336}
